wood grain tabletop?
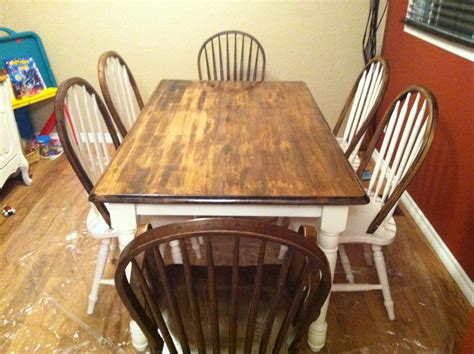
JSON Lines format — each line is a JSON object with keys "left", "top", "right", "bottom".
{"left": 90, "top": 80, "right": 368, "bottom": 205}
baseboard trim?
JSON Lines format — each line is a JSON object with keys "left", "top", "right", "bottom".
{"left": 401, "top": 192, "right": 474, "bottom": 306}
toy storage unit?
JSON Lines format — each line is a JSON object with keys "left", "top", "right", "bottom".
{"left": 0, "top": 75, "right": 32, "bottom": 189}
{"left": 0, "top": 27, "right": 57, "bottom": 138}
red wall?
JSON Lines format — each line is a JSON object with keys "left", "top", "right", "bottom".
{"left": 381, "top": 1, "right": 474, "bottom": 277}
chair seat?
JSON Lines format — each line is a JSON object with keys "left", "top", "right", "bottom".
{"left": 86, "top": 205, "right": 117, "bottom": 238}
{"left": 339, "top": 197, "right": 397, "bottom": 246}
{"left": 147, "top": 264, "right": 296, "bottom": 353}
{"left": 336, "top": 137, "right": 360, "bottom": 171}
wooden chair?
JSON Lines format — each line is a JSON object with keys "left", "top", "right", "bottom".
{"left": 56, "top": 78, "right": 201, "bottom": 314}
{"left": 333, "top": 56, "right": 389, "bottom": 170}
{"left": 98, "top": 51, "right": 144, "bottom": 138}
{"left": 115, "top": 218, "right": 331, "bottom": 353}
{"left": 198, "top": 30, "right": 266, "bottom": 81}
{"left": 55, "top": 78, "right": 123, "bottom": 315}
{"left": 318, "top": 86, "right": 437, "bottom": 320}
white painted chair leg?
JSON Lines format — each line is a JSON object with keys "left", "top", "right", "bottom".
{"left": 372, "top": 245, "right": 395, "bottom": 320}
{"left": 87, "top": 238, "right": 111, "bottom": 315}
{"left": 169, "top": 240, "right": 183, "bottom": 264}
{"left": 278, "top": 245, "right": 288, "bottom": 260}
{"left": 130, "top": 320, "right": 148, "bottom": 352}
{"left": 280, "top": 218, "right": 302, "bottom": 260}
{"left": 363, "top": 244, "right": 373, "bottom": 266}
{"left": 109, "top": 238, "right": 119, "bottom": 261}
{"left": 191, "top": 237, "right": 202, "bottom": 259}
{"left": 159, "top": 243, "right": 167, "bottom": 258}
{"left": 338, "top": 245, "right": 355, "bottom": 283}
{"left": 198, "top": 236, "right": 204, "bottom": 245}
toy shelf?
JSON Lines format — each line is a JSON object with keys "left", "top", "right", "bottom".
{"left": 11, "top": 87, "right": 57, "bottom": 110}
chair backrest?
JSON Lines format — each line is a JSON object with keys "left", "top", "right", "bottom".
{"left": 98, "top": 51, "right": 144, "bottom": 138}
{"left": 357, "top": 86, "right": 438, "bottom": 234}
{"left": 55, "top": 77, "right": 121, "bottom": 225}
{"left": 333, "top": 56, "right": 389, "bottom": 163}
{"left": 115, "top": 218, "right": 331, "bottom": 354}
{"left": 197, "top": 30, "right": 266, "bottom": 81}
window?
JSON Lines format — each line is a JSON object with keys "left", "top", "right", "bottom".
{"left": 405, "top": 0, "right": 473, "bottom": 47}
{"left": 404, "top": 0, "right": 474, "bottom": 60}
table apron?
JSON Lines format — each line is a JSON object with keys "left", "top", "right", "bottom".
{"left": 135, "top": 203, "right": 323, "bottom": 218}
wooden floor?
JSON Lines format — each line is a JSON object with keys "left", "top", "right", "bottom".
{"left": 0, "top": 157, "right": 470, "bottom": 353}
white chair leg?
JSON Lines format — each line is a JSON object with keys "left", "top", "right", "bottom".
{"left": 87, "top": 238, "right": 111, "bottom": 315}
{"left": 372, "top": 245, "right": 395, "bottom": 320}
{"left": 278, "top": 245, "right": 288, "bottom": 260}
{"left": 338, "top": 245, "right": 355, "bottom": 283}
{"left": 169, "top": 240, "right": 183, "bottom": 264}
{"left": 159, "top": 243, "right": 167, "bottom": 258}
{"left": 198, "top": 236, "right": 204, "bottom": 245}
{"left": 109, "top": 237, "right": 119, "bottom": 261}
{"left": 363, "top": 244, "right": 373, "bottom": 266}
{"left": 279, "top": 218, "right": 301, "bottom": 259}
{"left": 191, "top": 237, "right": 202, "bottom": 259}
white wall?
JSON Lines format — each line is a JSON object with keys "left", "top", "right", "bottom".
{"left": 2, "top": 0, "right": 386, "bottom": 130}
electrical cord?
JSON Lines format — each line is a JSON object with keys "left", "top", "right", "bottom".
{"left": 363, "top": 0, "right": 389, "bottom": 64}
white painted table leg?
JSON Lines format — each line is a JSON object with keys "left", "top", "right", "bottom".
{"left": 130, "top": 320, "right": 148, "bottom": 352}
{"left": 109, "top": 204, "right": 149, "bottom": 352}
{"left": 307, "top": 206, "right": 348, "bottom": 352}
{"left": 108, "top": 203, "right": 137, "bottom": 251}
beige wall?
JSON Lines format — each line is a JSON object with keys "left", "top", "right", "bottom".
{"left": 2, "top": 0, "right": 386, "bottom": 130}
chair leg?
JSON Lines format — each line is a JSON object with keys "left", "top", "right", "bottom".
{"left": 363, "top": 244, "right": 373, "bottom": 266}
{"left": 338, "top": 245, "right": 355, "bottom": 283}
{"left": 109, "top": 237, "right": 119, "bottom": 261}
{"left": 170, "top": 240, "right": 183, "bottom": 263}
{"left": 159, "top": 243, "right": 166, "bottom": 258}
{"left": 372, "top": 245, "right": 395, "bottom": 320}
{"left": 278, "top": 245, "right": 288, "bottom": 260}
{"left": 191, "top": 237, "right": 202, "bottom": 259}
{"left": 87, "top": 238, "right": 111, "bottom": 315}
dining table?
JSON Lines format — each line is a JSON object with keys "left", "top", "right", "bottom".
{"left": 90, "top": 79, "right": 368, "bottom": 352}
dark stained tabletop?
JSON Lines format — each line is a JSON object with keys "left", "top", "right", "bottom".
{"left": 91, "top": 80, "right": 368, "bottom": 205}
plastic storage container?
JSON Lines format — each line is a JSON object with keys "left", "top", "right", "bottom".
{"left": 48, "top": 132, "right": 63, "bottom": 160}
{"left": 37, "top": 135, "right": 51, "bottom": 158}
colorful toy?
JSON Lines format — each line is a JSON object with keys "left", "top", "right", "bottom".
{"left": 2, "top": 205, "right": 16, "bottom": 217}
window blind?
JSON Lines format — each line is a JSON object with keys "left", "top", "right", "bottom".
{"left": 405, "top": 0, "right": 474, "bottom": 48}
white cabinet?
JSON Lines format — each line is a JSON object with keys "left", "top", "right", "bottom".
{"left": 0, "top": 76, "right": 32, "bottom": 189}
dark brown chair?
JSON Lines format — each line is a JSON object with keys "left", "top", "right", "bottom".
{"left": 55, "top": 77, "right": 121, "bottom": 314}
{"left": 197, "top": 30, "right": 266, "bottom": 81}
{"left": 98, "top": 51, "right": 144, "bottom": 138}
{"left": 115, "top": 218, "right": 331, "bottom": 353}
{"left": 306, "top": 86, "right": 437, "bottom": 320}
{"left": 333, "top": 56, "right": 390, "bottom": 170}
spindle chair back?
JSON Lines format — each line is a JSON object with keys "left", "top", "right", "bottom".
{"left": 356, "top": 85, "right": 437, "bottom": 234}
{"left": 333, "top": 56, "right": 389, "bottom": 166}
{"left": 198, "top": 30, "right": 266, "bottom": 81}
{"left": 55, "top": 77, "right": 123, "bottom": 315}
{"left": 98, "top": 51, "right": 144, "bottom": 138}
{"left": 55, "top": 77, "right": 121, "bottom": 225}
{"left": 115, "top": 218, "right": 331, "bottom": 354}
